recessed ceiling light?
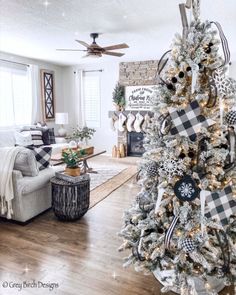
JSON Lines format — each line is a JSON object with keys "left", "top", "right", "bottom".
{"left": 74, "top": 32, "right": 79, "bottom": 36}
{"left": 62, "top": 12, "right": 65, "bottom": 17}
{"left": 123, "top": 15, "right": 128, "bottom": 19}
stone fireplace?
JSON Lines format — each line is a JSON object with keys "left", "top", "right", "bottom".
{"left": 109, "top": 59, "right": 158, "bottom": 157}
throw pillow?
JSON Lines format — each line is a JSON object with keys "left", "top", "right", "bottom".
{"left": 21, "top": 130, "right": 43, "bottom": 147}
{"left": 48, "top": 128, "right": 56, "bottom": 144}
{"left": 14, "top": 148, "right": 39, "bottom": 176}
{"left": 14, "top": 131, "right": 33, "bottom": 147}
{"left": 27, "top": 146, "right": 52, "bottom": 170}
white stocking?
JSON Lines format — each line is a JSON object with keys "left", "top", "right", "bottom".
{"left": 142, "top": 113, "right": 151, "bottom": 132}
{"left": 126, "top": 113, "right": 136, "bottom": 132}
{"left": 118, "top": 113, "right": 127, "bottom": 132}
{"left": 133, "top": 113, "right": 144, "bottom": 133}
{"left": 110, "top": 113, "right": 118, "bottom": 131}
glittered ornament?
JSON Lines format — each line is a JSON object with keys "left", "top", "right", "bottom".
{"left": 181, "top": 238, "right": 196, "bottom": 253}
{"left": 225, "top": 110, "right": 236, "bottom": 125}
{"left": 146, "top": 162, "right": 159, "bottom": 178}
{"left": 174, "top": 175, "right": 199, "bottom": 201}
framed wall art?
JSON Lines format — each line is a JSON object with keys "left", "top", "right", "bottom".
{"left": 41, "top": 69, "right": 55, "bottom": 121}
{"left": 125, "top": 85, "right": 156, "bottom": 111}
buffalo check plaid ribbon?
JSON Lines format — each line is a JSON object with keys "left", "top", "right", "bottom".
{"left": 205, "top": 186, "right": 236, "bottom": 226}
{"left": 169, "top": 100, "right": 215, "bottom": 141}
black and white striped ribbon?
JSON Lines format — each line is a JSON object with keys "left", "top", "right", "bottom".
{"left": 155, "top": 50, "right": 171, "bottom": 86}
{"left": 211, "top": 21, "right": 231, "bottom": 67}
{"left": 164, "top": 215, "right": 179, "bottom": 249}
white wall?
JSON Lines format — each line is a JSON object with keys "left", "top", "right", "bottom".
{"left": 229, "top": 62, "right": 236, "bottom": 79}
{"left": 62, "top": 61, "right": 120, "bottom": 154}
{"left": 0, "top": 51, "right": 65, "bottom": 133}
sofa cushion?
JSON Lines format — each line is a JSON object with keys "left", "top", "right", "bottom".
{"left": 0, "top": 130, "right": 16, "bottom": 147}
{"left": 14, "top": 148, "right": 39, "bottom": 176}
{"left": 48, "top": 128, "right": 56, "bottom": 144}
{"left": 14, "top": 131, "right": 33, "bottom": 147}
{"left": 18, "top": 167, "right": 56, "bottom": 195}
{"left": 21, "top": 130, "right": 43, "bottom": 147}
{"left": 27, "top": 146, "right": 52, "bottom": 170}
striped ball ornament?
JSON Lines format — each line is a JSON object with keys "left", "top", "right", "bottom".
{"left": 225, "top": 111, "right": 236, "bottom": 125}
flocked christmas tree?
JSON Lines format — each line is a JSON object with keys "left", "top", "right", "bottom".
{"left": 119, "top": 1, "right": 236, "bottom": 294}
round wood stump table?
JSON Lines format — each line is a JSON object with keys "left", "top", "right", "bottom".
{"left": 51, "top": 174, "right": 90, "bottom": 221}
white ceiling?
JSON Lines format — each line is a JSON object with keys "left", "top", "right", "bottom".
{"left": 0, "top": 0, "right": 236, "bottom": 66}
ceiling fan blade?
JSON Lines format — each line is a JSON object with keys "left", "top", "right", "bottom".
{"left": 103, "top": 51, "right": 125, "bottom": 57}
{"left": 75, "top": 40, "right": 90, "bottom": 48}
{"left": 56, "top": 49, "right": 87, "bottom": 51}
{"left": 102, "top": 43, "right": 129, "bottom": 50}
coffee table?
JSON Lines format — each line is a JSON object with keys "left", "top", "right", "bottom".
{"left": 50, "top": 150, "right": 106, "bottom": 173}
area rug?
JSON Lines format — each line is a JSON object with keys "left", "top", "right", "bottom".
{"left": 89, "top": 165, "right": 137, "bottom": 209}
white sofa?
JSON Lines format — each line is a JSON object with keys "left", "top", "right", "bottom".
{"left": 0, "top": 129, "right": 68, "bottom": 223}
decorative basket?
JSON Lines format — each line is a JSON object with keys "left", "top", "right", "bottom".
{"left": 51, "top": 174, "right": 90, "bottom": 221}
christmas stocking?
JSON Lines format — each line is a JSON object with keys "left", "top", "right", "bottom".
{"left": 134, "top": 113, "right": 144, "bottom": 133}
{"left": 118, "top": 113, "right": 127, "bottom": 132}
{"left": 110, "top": 113, "right": 118, "bottom": 131}
{"left": 142, "top": 113, "right": 151, "bottom": 132}
{"left": 126, "top": 113, "right": 136, "bottom": 132}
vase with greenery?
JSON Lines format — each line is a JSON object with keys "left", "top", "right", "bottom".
{"left": 68, "top": 126, "right": 96, "bottom": 146}
{"left": 62, "top": 149, "right": 80, "bottom": 176}
{"left": 112, "top": 82, "right": 125, "bottom": 111}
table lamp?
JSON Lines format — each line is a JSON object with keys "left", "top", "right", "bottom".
{"left": 55, "top": 112, "right": 68, "bottom": 137}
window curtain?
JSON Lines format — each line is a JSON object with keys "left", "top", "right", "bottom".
{"left": 0, "top": 62, "right": 31, "bottom": 127}
{"left": 74, "top": 69, "right": 86, "bottom": 127}
{"left": 28, "top": 64, "right": 42, "bottom": 124}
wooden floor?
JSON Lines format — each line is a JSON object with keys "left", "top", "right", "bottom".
{"left": 0, "top": 176, "right": 234, "bottom": 295}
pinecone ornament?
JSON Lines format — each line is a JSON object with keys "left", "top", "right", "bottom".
{"left": 225, "top": 110, "right": 236, "bottom": 125}
{"left": 181, "top": 238, "right": 196, "bottom": 253}
{"left": 146, "top": 162, "right": 159, "bottom": 178}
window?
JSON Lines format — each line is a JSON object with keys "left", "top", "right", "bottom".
{"left": 0, "top": 62, "right": 31, "bottom": 127}
{"left": 83, "top": 72, "right": 101, "bottom": 128}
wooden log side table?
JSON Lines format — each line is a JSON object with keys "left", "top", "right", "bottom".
{"left": 51, "top": 174, "right": 90, "bottom": 221}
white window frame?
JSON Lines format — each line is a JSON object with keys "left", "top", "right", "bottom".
{"left": 82, "top": 71, "right": 101, "bottom": 128}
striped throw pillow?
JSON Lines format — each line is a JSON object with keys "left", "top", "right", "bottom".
{"left": 21, "top": 130, "right": 43, "bottom": 147}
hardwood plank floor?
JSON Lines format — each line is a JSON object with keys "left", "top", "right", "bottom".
{"left": 0, "top": 176, "right": 234, "bottom": 295}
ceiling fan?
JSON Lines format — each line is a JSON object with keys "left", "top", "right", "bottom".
{"left": 56, "top": 33, "right": 129, "bottom": 58}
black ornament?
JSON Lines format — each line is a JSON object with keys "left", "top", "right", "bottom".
{"left": 186, "top": 66, "right": 192, "bottom": 72}
{"left": 146, "top": 162, "right": 159, "bottom": 178}
{"left": 179, "top": 153, "right": 186, "bottom": 159}
{"left": 188, "top": 151, "right": 195, "bottom": 159}
{"left": 181, "top": 238, "right": 196, "bottom": 253}
{"left": 167, "top": 83, "right": 174, "bottom": 90}
{"left": 178, "top": 71, "right": 185, "bottom": 78}
{"left": 209, "top": 42, "right": 213, "bottom": 47}
{"left": 198, "top": 63, "right": 202, "bottom": 69}
{"left": 225, "top": 110, "right": 236, "bottom": 125}
{"left": 205, "top": 47, "right": 211, "bottom": 54}
{"left": 171, "top": 77, "right": 178, "bottom": 84}
{"left": 174, "top": 175, "right": 199, "bottom": 202}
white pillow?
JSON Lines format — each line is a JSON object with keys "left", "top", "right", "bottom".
{"left": 14, "top": 131, "right": 33, "bottom": 147}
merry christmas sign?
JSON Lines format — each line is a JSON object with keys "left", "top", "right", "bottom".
{"left": 125, "top": 85, "right": 155, "bottom": 110}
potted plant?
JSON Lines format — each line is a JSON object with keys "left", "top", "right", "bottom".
{"left": 112, "top": 83, "right": 125, "bottom": 111}
{"left": 62, "top": 149, "right": 81, "bottom": 176}
{"left": 68, "top": 126, "right": 96, "bottom": 146}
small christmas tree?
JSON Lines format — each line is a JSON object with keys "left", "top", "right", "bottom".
{"left": 119, "top": 1, "right": 236, "bottom": 294}
{"left": 112, "top": 83, "right": 125, "bottom": 110}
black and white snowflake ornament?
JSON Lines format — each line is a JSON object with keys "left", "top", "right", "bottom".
{"left": 158, "top": 151, "right": 186, "bottom": 180}
{"left": 174, "top": 175, "right": 199, "bottom": 201}
{"left": 225, "top": 110, "right": 236, "bottom": 125}
{"left": 146, "top": 161, "right": 159, "bottom": 178}
{"left": 181, "top": 238, "right": 196, "bottom": 253}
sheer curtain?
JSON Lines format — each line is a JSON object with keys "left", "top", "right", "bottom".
{"left": 0, "top": 62, "right": 32, "bottom": 127}
{"left": 28, "top": 64, "right": 42, "bottom": 124}
{"left": 74, "top": 69, "right": 86, "bottom": 127}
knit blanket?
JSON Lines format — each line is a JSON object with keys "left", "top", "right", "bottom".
{"left": 0, "top": 146, "right": 24, "bottom": 219}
